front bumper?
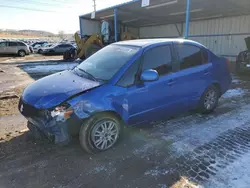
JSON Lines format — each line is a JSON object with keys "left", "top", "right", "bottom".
{"left": 27, "top": 116, "right": 70, "bottom": 144}
{"left": 18, "top": 98, "right": 81, "bottom": 144}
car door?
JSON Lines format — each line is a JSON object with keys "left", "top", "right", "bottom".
{"left": 53, "top": 45, "right": 62, "bottom": 53}
{"left": 171, "top": 42, "right": 212, "bottom": 109}
{"left": 64, "top": 44, "right": 73, "bottom": 52}
{"left": 6, "top": 42, "right": 18, "bottom": 54}
{"left": 0, "top": 42, "right": 7, "bottom": 54}
{"left": 58, "top": 44, "right": 68, "bottom": 53}
{"left": 115, "top": 44, "right": 178, "bottom": 125}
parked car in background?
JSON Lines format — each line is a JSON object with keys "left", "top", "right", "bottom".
{"left": 42, "top": 43, "right": 75, "bottom": 55}
{"left": 19, "top": 39, "right": 232, "bottom": 153}
{"left": 31, "top": 41, "right": 47, "bottom": 48}
{"left": 0, "top": 41, "right": 30, "bottom": 57}
{"left": 36, "top": 43, "right": 54, "bottom": 54}
{"left": 235, "top": 37, "right": 250, "bottom": 73}
{"left": 28, "top": 45, "right": 34, "bottom": 53}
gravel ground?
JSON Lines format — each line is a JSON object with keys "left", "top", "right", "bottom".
{"left": 1, "top": 56, "right": 250, "bottom": 188}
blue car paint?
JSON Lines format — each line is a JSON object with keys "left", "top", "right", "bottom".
{"left": 19, "top": 39, "right": 232, "bottom": 144}
{"left": 22, "top": 70, "right": 100, "bottom": 109}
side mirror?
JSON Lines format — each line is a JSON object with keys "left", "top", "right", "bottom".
{"left": 140, "top": 69, "right": 159, "bottom": 82}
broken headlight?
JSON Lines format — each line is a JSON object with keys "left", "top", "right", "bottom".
{"left": 51, "top": 104, "right": 73, "bottom": 122}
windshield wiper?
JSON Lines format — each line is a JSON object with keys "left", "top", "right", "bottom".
{"left": 75, "top": 67, "right": 98, "bottom": 82}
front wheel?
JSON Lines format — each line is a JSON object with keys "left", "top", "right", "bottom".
{"left": 79, "top": 113, "right": 122, "bottom": 154}
{"left": 199, "top": 85, "right": 219, "bottom": 114}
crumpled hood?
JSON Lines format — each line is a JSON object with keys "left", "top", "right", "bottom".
{"left": 22, "top": 70, "right": 100, "bottom": 109}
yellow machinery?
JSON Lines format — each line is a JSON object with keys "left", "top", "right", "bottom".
{"left": 74, "top": 33, "right": 104, "bottom": 59}
{"left": 121, "top": 32, "right": 138, "bottom": 41}
{"left": 63, "top": 23, "right": 138, "bottom": 60}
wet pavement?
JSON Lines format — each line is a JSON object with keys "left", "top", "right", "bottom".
{"left": 1, "top": 56, "right": 250, "bottom": 188}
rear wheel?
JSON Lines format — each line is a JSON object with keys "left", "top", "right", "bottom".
{"left": 199, "top": 85, "right": 219, "bottom": 113}
{"left": 79, "top": 113, "right": 122, "bottom": 154}
{"left": 18, "top": 50, "right": 26, "bottom": 57}
{"left": 38, "top": 49, "right": 42, "bottom": 54}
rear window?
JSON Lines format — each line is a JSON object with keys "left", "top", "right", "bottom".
{"left": 176, "top": 44, "right": 208, "bottom": 70}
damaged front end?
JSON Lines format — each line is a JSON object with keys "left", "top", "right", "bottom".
{"left": 19, "top": 98, "right": 79, "bottom": 144}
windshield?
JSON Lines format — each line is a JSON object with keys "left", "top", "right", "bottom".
{"left": 77, "top": 44, "right": 140, "bottom": 81}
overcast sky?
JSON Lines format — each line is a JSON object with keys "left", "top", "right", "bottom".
{"left": 0, "top": 0, "right": 130, "bottom": 34}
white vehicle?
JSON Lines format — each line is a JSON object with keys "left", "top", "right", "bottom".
{"left": 34, "top": 43, "right": 54, "bottom": 54}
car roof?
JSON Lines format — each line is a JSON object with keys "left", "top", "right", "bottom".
{"left": 114, "top": 38, "right": 206, "bottom": 48}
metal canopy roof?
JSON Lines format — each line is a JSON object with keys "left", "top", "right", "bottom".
{"left": 80, "top": 0, "right": 250, "bottom": 27}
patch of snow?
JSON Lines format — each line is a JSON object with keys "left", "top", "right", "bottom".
{"left": 222, "top": 88, "right": 247, "bottom": 98}
{"left": 144, "top": 169, "right": 169, "bottom": 177}
{"left": 152, "top": 103, "right": 250, "bottom": 156}
{"left": 231, "top": 75, "right": 242, "bottom": 84}
{"left": 133, "top": 143, "right": 153, "bottom": 156}
{"left": 20, "top": 63, "right": 78, "bottom": 73}
{"left": 157, "top": 184, "right": 167, "bottom": 188}
{"left": 232, "top": 79, "right": 241, "bottom": 84}
{"left": 204, "top": 151, "right": 250, "bottom": 188}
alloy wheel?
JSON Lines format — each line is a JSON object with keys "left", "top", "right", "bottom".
{"left": 91, "top": 120, "right": 119, "bottom": 150}
{"left": 204, "top": 90, "right": 217, "bottom": 110}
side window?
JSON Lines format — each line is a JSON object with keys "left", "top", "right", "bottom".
{"left": 117, "top": 59, "right": 140, "bottom": 87}
{"left": 176, "top": 44, "right": 205, "bottom": 70}
{"left": 142, "top": 45, "right": 172, "bottom": 76}
{"left": 8, "top": 42, "right": 18, "bottom": 47}
{"left": 17, "top": 42, "right": 26, "bottom": 46}
{"left": 0, "top": 42, "right": 7, "bottom": 47}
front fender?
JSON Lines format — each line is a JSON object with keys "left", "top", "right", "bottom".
{"left": 67, "top": 84, "right": 125, "bottom": 120}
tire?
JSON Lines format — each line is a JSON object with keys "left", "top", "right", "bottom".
{"left": 79, "top": 113, "right": 122, "bottom": 154}
{"left": 38, "top": 49, "right": 42, "bottom": 54}
{"left": 198, "top": 85, "right": 219, "bottom": 114}
{"left": 18, "top": 50, "right": 26, "bottom": 57}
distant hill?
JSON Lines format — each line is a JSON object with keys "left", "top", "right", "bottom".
{"left": 19, "top": 30, "right": 55, "bottom": 37}
{"left": 0, "top": 29, "right": 74, "bottom": 40}
{"left": 0, "top": 29, "right": 55, "bottom": 37}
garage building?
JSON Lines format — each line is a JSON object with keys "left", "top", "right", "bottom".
{"left": 79, "top": 0, "right": 250, "bottom": 61}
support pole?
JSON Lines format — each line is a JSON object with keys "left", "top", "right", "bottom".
{"left": 93, "top": 0, "right": 96, "bottom": 12}
{"left": 114, "top": 8, "right": 118, "bottom": 42}
{"left": 79, "top": 17, "right": 83, "bottom": 39}
{"left": 184, "top": 0, "right": 190, "bottom": 39}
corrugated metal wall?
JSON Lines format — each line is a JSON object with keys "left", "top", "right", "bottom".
{"left": 126, "top": 26, "right": 139, "bottom": 36}
{"left": 139, "top": 23, "right": 182, "bottom": 38}
{"left": 139, "top": 15, "right": 250, "bottom": 61}
{"left": 80, "top": 19, "right": 100, "bottom": 36}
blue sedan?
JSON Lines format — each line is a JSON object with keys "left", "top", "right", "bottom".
{"left": 18, "top": 39, "right": 232, "bottom": 153}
